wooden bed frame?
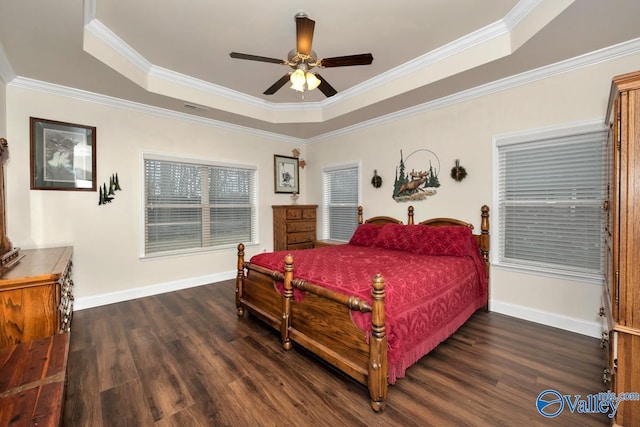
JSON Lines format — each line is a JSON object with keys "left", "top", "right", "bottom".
{"left": 235, "top": 205, "right": 490, "bottom": 412}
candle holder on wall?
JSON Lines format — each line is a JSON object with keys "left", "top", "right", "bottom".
{"left": 291, "top": 148, "right": 306, "bottom": 168}
{"left": 371, "top": 170, "right": 383, "bottom": 188}
{"left": 450, "top": 160, "right": 467, "bottom": 182}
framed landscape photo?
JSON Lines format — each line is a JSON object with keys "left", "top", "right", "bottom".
{"left": 274, "top": 154, "right": 299, "bottom": 194}
{"left": 30, "top": 117, "right": 96, "bottom": 191}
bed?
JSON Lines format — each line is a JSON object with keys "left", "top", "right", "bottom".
{"left": 235, "top": 205, "right": 490, "bottom": 412}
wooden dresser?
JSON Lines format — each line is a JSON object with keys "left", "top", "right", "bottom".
{"left": 0, "top": 246, "right": 74, "bottom": 348}
{"left": 272, "top": 205, "right": 317, "bottom": 251}
{"left": 602, "top": 70, "right": 640, "bottom": 426}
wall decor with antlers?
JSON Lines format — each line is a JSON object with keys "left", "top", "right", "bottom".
{"left": 392, "top": 149, "right": 440, "bottom": 202}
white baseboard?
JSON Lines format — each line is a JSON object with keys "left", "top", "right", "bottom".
{"left": 75, "top": 276, "right": 603, "bottom": 339}
{"left": 73, "top": 270, "right": 237, "bottom": 311}
{"left": 490, "top": 299, "right": 603, "bottom": 338}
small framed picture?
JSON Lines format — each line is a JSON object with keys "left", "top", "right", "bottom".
{"left": 30, "top": 117, "right": 96, "bottom": 191}
{"left": 274, "top": 154, "right": 299, "bottom": 194}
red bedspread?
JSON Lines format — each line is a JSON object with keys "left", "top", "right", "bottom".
{"left": 249, "top": 241, "right": 487, "bottom": 383}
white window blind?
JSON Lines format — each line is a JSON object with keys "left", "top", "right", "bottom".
{"left": 143, "top": 154, "right": 257, "bottom": 256}
{"left": 322, "top": 164, "right": 359, "bottom": 241}
{"left": 496, "top": 127, "right": 607, "bottom": 279}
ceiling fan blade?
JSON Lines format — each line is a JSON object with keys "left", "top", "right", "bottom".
{"left": 314, "top": 73, "right": 337, "bottom": 97}
{"left": 319, "top": 53, "right": 374, "bottom": 68}
{"left": 263, "top": 74, "right": 291, "bottom": 95}
{"left": 296, "top": 16, "right": 315, "bottom": 56}
{"left": 230, "top": 52, "right": 285, "bottom": 65}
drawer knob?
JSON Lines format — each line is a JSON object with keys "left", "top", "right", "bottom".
{"left": 600, "top": 331, "right": 609, "bottom": 349}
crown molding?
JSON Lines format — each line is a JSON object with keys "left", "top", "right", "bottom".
{"left": 8, "top": 76, "right": 304, "bottom": 144}
{"left": 148, "top": 65, "right": 323, "bottom": 115}
{"left": 504, "top": 0, "right": 543, "bottom": 29}
{"left": 306, "top": 37, "right": 640, "bottom": 144}
{"left": 8, "top": 37, "right": 640, "bottom": 145}
{"left": 0, "top": 41, "right": 16, "bottom": 84}
{"left": 85, "top": 15, "right": 510, "bottom": 110}
{"left": 82, "top": 0, "right": 566, "bottom": 124}
{"left": 84, "top": 18, "right": 151, "bottom": 74}
{"left": 8, "top": 0, "right": 640, "bottom": 145}
{"left": 330, "top": 19, "right": 510, "bottom": 104}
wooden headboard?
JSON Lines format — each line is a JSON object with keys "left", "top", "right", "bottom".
{"left": 357, "top": 206, "right": 404, "bottom": 225}
{"left": 356, "top": 204, "right": 490, "bottom": 272}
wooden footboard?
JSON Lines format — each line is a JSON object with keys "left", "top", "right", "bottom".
{"left": 236, "top": 244, "right": 388, "bottom": 412}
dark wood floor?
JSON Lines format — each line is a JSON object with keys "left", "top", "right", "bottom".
{"left": 63, "top": 279, "right": 609, "bottom": 426}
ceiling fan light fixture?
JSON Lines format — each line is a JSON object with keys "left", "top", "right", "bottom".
{"left": 306, "top": 72, "right": 321, "bottom": 90}
{"left": 230, "top": 14, "right": 372, "bottom": 98}
{"left": 290, "top": 69, "right": 306, "bottom": 86}
{"left": 290, "top": 81, "right": 305, "bottom": 92}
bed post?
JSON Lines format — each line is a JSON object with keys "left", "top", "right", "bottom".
{"left": 236, "top": 243, "right": 245, "bottom": 317}
{"left": 281, "top": 253, "right": 294, "bottom": 351}
{"left": 358, "top": 206, "right": 364, "bottom": 224}
{"left": 407, "top": 205, "right": 414, "bottom": 225}
{"left": 480, "top": 205, "right": 490, "bottom": 311}
{"left": 368, "top": 274, "right": 388, "bottom": 413}
{"left": 480, "top": 205, "right": 490, "bottom": 272}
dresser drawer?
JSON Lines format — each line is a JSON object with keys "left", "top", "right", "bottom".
{"left": 287, "top": 221, "right": 315, "bottom": 233}
{"left": 301, "top": 208, "right": 316, "bottom": 219}
{"left": 286, "top": 208, "right": 303, "bottom": 220}
{"left": 287, "top": 231, "right": 315, "bottom": 245}
{"left": 285, "top": 208, "right": 316, "bottom": 220}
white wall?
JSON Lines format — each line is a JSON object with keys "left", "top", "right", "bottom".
{"left": 4, "top": 51, "right": 640, "bottom": 337}
{"left": 305, "top": 52, "right": 640, "bottom": 337}
{"left": 5, "top": 87, "right": 306, "bottom": 306}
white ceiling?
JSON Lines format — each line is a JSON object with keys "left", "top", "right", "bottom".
{"left": 1, "top": 0, "right": 640, "bottom": 140}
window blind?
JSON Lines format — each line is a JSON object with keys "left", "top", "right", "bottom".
{"left": 497, "top": 129, "right": 607, "bottom": 278}
{"left": 144, "top": 155, "right": 257, "bottom": 256}
{"left": 322, "top": 164, "right": 359, "bottom": 241}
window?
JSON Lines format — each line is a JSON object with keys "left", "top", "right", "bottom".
{"left": 143, "top": 153, "right": 257, "bottom": 256}
{"left": 494, "top": 122, "right": 607, "bottom": 281}
{"left": 322, "top": 163, "right": 359, "bottom": 241}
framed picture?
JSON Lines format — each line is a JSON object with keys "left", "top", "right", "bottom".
{"left": 274, "top": 154, "right": 299, "bottom": 194}
{"left": 30, "top": 117, "right": 96, "bottom": 191}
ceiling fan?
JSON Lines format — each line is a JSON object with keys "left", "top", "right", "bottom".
{"left": 229, "top": 13, "right": 373, "bottom": 97}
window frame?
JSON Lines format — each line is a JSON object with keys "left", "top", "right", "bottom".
{"left": 140, "top": 151, "right": 258, "bottom": 258}
{"left": 321, "top": 162, "right": 361, "bottom": 242}
{"left": 492, "top": 120, "right": 607, "bottom": 284}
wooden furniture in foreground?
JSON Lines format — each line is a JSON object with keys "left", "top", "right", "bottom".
{"left": 0, "top": 247, "right": 74, "bottom": 348}
{"left": 272, "top": 205, "right": 317, "bottom": 251}
{"left": 237, "top": 205, "right": 489, "bottom": 412}
{"left": 0, "top": 138, "right": 23, "bottom": 276}
{"left": 0, "top": 332, "right": 70, "bottom": 427}
{"left": 602, "top": 70, "right": 640, "bottom": 426}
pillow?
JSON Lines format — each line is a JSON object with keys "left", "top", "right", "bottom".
{"left": 413, "top": 225, "right": 473, "bottom": 257}
{"left": 369, "top": 223, "right": 425, "bottom": 252}
{"left": 348, "top": 223, "right": 383, "bottom": 247}
{"left": 371, "top": 224, "right": 405, "bottom": 250}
